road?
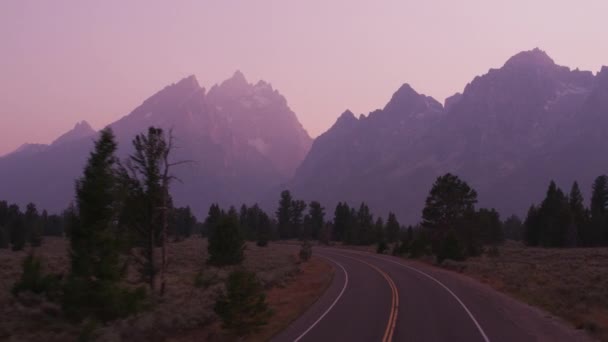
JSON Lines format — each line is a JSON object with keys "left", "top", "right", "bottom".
{"left": 273, "top": 247, "right": 592, "bottom": 342}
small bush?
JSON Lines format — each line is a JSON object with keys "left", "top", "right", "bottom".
{"left": 299, "top": 240, "right": 312, "bottom": 262}
{"left": 214, "top": 270, "right": 272, "bottom": 336}
{"left": 62, "top": 277, "right": 147, "bottom": 322}
{"left": 256, "top": 239, "right": 268, "bottom": 247}
{"left": 486, "top": 245, "right": 500, "bottom": 258}
{"left": 194, "top": 269, "right": 219, "bottom": 289}
{"left": 12, "top": 253, "right": 61, "bottom": 299}
{"left": 376, "top": 241, "right": 388, "bottom": 254}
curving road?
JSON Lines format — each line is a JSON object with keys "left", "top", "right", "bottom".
{"left": 273, "top": 247, "right": 592, "bottom": 342}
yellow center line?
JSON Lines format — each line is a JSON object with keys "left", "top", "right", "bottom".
{"left": 336, "top": 253, "right": 399, "bottom": 342}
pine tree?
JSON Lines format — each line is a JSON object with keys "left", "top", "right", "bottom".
{"left": 308, "top": 201, "right": 325, "bottom": 240}
{"left": 333, "top": 202, "right": 351, "bottom": 242}
{"left": 291, "top": 200, "right": 307, "bottom": 239}
{"left": 25, "top": 203, "right": 42, "bottom": 247}
{"left": 255, "top": 207, "right": 272, "bottom": 247}
{"left": 356, "top": 203, "right": 374, "bottom": 245}
{"left": 385, "top": 212, "right": 400, "bottom": 243}
{"left": 204, "top": 204, "right": 222, "bottom": 238}
{"left": 475, "top": 208, "right": 503, "bottom": 245}
{"left": 503, "top": 215, "right": 523, "bottom": 241}
{"left": 207, "top": 208, "right": 244, "bottom": 266}
{"left": 524, "top": 205, "right": 541, "bottom": 246}
{"left": 422, "top": 173, "right": 478, "bottom": 258}
{"left": 422, "top": 173, "right": 478, "bottom": 231}
{"left": 568, "top": 182, "right": 588, "bottom": 246}
{"left": 374, "top": 217, "right": 385, "bottom": 245}
{"left": 63, "top": 128, "right": 143, "bottom": 322}
{"left": 276, "top": 190, "right": 293, "bottom": 239}
{"left": 9, "top": 209, "right": 26, "bottom": 251}
{"left": 538, "top": 181, "right": 570, "bottom": 247}
{"left": 0, "top": 225, "right": 8, "bottom": 249}
{"left": 214, "top": 270, "right": 272, "bottom": 336}
{"left": 590, "top": 175, "right": 608, "bottom": 246}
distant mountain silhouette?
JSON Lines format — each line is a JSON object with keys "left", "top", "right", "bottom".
{"left": 3, "top": 49, "right": 608, "bottom": 223}
{"left": 0, "top": 72, "right": 312, "bottom": 217}
{"left": 288, "top": 48, "right": 608, "bottom": 223}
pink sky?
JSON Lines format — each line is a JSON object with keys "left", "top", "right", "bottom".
{"left": 1, "top": 0, "right": 607, "bottom": 155}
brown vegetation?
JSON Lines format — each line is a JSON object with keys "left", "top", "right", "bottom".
{"left": 0, "top": 237, "right": 333, "bottom": 341}
{"left": 440, "top": 241, "right": 608, "bottom": 341}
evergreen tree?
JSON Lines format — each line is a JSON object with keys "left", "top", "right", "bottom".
{"left": 207, "top": 208, "right": 244, "bottom": 266}
{"left": 239, "top": 204, "right": 249, "bottom": 236}
{"left": 308, "top": 201, "right": 325, "bottom": 240}
{"left": 524, "top": 205, "right": 541, "bottom": 246}
{"left": 9, "top": 205, "right": 26, "bottom": 251}
{"left": 318, "top": 223, "right": 332, "bottom": 245}
{"left": 291, "top": 200, "right": 307, "bottom": 239}
{"left": 333, "top": 202, "right": 351, "bottom": 242}
{"left": 422, "top": 173, "right": 478, "bottom": 259}
{"left": 475, "top": 208, "right": 503, "bottom": 245}
{"left": 63, "top": 128, "right": 143, "bottom": 321}
{"left": 171, "top": 206, "right": 197, "bottom": 241}
{"left": 422, "top": 173, "right": 478, "bottom": 231}
{"left": 385, "top": 212, "right": 400, "bottom": 243}
{"left": 276, "top": 190, "right": 293, "bottom": 239}
{"left": 568, "top": 182, "right": 588, "bottom": 246}
{"left": 538, "top": 181, "right": 570, "bottom": 247}
{"left": 503, "top": 215, "right": 523, "bottom": 241}
{"left": 25, "top": 203, "right": 42, "bottom": 247}
{"left": 255, "top": 207, "right": 273, "bottom": 247}
{"left": 0, "top": 225, "right": 8, "bottom": 249}
{"left": 355, "top": 203, "right": 374, "bottom": 245}
{"left": 302, "top": 214, "right": 312, "bottom": 240}
{"left": 204, "top": 204, "right": 222, "bottom": 238}
{"left": 374, "top": 217, "right": 385, "bottom": 245}
{"left": 214, "top": 270, "right": 272, "bottom": 336}
{"left": 590, "top": 175, "right": 608, "bottom": 246}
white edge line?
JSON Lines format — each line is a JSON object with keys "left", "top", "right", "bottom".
{"left": 367, "top": 254, "right": 491, "bottom": 342}
{"left": 293, "top": 255, "right": 349, "bottom": 342}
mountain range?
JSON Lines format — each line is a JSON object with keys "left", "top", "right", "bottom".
{"left": 0, "top": 71, "right": 311, "bottom": 217}
{"left": 290, "top": 48, "right": 608, "bottom": 222}
{"left": 1, "top": 48, "right": 607, "bottom": 223}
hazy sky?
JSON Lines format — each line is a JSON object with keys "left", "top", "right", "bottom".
{"left": 1, "top": 0, "right": 607, "bottom": 155}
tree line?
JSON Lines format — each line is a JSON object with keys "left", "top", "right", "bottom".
{"left": 0, "top": 201, "right": 67, "bottom": 250}
{"left": 524, "top": 176, "right": 608, "bottom": 247}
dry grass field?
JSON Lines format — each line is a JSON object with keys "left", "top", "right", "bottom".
{"left": 0, "top": 237, "right": 334, "bottom": 341}
{"left": 440, "top": 241, "right": 608, "bottom": 341}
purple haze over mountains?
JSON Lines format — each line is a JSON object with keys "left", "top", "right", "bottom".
{"left": 1, "top": 49, "right": 607, "bottom": 223}
{"left": 289, "top": 49, "right": 608, "bottom": 222}
{"left": 0, "top": 72, "right": 312, "bottom": 217}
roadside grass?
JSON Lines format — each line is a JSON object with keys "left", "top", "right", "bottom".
{"left": 440, "top": 241, "right": 608, "bottom": 341}
{"left": 0, "top": 237, "right": 332, "bottom": 341}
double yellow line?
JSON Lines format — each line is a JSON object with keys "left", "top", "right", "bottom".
{"left": 339, "top": 255, "right": 399, "bottom": 342}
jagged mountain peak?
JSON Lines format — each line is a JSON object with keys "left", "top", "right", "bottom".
{"left": 73, "top": 120, "right": 93, "bottom": 132}
{"left": 51, "top": 120, "right": 96, "bottom": 146}
{"left": 174, "top": 74, "right": 200, "bottom": 90}
{"left": 382, "top": 83, "right": 443, "bottom": 116}
{"left": 231, "top": 70, "right": 247, "bottom": 82}
{"left": 504, "top": 48, "right": 556, "bottom": 69}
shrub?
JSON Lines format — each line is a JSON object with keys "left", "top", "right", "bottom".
{"left": 299, "top": 240, "right": 312, "bottom": 262}
{"left": 12, "top": 253, "right": 61, "bottom": 299}
{"left": 376, "top": 241, "right": 388, "bottom": 254}
{"left": 214, "top": 270, "right": 272, "bottom": 336}
{"left": 62, "top": 277, "right": 147, "bottom": 322}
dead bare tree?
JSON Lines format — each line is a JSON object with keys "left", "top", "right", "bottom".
{"left": 119, "top": 127, "right": 192, "bottom": 296}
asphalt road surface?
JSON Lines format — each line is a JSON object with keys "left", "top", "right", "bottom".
{"left": 273, "top": 247, "right": 592, "bottom": 342}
